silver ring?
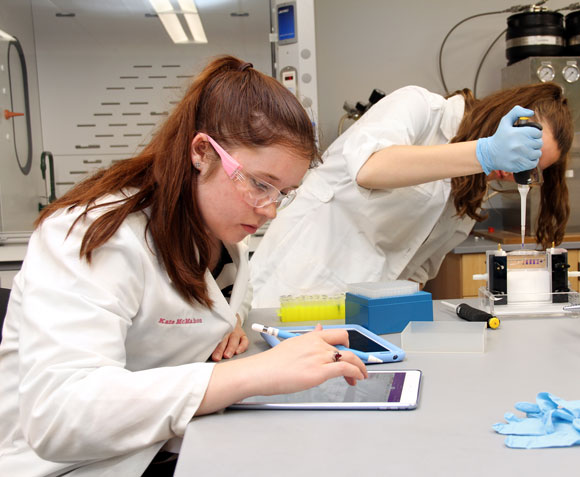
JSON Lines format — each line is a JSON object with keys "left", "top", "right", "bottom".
{"left": 333, "top": 351, "right": 342, "bottom": 362}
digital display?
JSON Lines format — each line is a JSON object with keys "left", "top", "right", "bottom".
{"left": 238, "top": 372, "right": 406, "bottom": 405}
{"left": 277, "top": 3, "right": 296, "bottom": 43}
{"left": 292, "top": 329, "right": 391, "bottom": 353}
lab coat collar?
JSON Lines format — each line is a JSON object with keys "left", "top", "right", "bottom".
{"left": 223, "top": 240, "right": 249, "bottom": 313}
{"left": 440, "top": 94, "right": 465, "bottom": 142}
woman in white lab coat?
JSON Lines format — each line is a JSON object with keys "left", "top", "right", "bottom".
{"left": 250, "top": 83, "right": 573, "bottom": 307}
{"left": 0, "top": 56, "right": 368, "bottom": 477}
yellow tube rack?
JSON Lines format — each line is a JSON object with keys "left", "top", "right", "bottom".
{"left": 277, "top": 294, "right": 345, "bottom": 322}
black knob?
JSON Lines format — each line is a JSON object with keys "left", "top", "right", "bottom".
{"left": 368, "top": 88, "right": 386, "bottom": 105}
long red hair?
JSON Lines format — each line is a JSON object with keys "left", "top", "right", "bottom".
{"left": 35, "top": 56, "right": 319, "bottom": 307}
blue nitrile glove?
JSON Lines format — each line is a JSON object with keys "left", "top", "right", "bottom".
{"left": 493, "top": 392, "right": 580, "bottom": 449}
{"left": 475, "top": 105, "right": 543, "bottom": 175}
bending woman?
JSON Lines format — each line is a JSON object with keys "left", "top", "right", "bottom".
{"left": 0, "top": 56, "right": 367, "bottom": 476}
{"left": 250, "top": 83, "right": 573, "bottom": 307}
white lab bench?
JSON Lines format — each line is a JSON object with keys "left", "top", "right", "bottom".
{"left": 0, "top": 243, "right": 27, "bottom": 288}
{"left": 175, "top": 302, "right": 580, "bottom": 477}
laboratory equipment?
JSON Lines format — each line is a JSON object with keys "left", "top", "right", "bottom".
{"left": 0, "top": 27, "right": 39, "bottom": 239}
{"left": 440, "top": 301, "right": 500, "bottom": 329}
{"left": 0, "top": 30, "right": 32, "bottom": 176}
{"left": 276, "top": 2, "right": 297, "bottom": 45}
{"left": 506, "top": 8, "right": 565, "bottom": 65}
{"left": 401, "top": 321, "right": 486, "bottom": 353}
{"left": 343, "top": 88, "right": 386, "bottom": 119}
{"left": 280, "top": 66, "right": 297, "bottom": 94}
{"left": 512, "top": 117, "right": 543, "bottom": 248}
{"left": 566, "top": 10, "right": 580, "bottom": 54}
{"left": 271, "top": 0, "right": 318, "bottom": 131}
{"left": 39, "top": 151, "right": 56, "bottom": 209}
{"left": 345, "top": 281, "right": 433, "bottom": 335}
{"left": 339, "top": 88, "right": 385, "bottom": 135}
{"left": 501, "top": 56, "right": 580, "bottom": 237}
{"left": 473, "top": 244, "right": 580, "bottom": 316}
{"left": 278, "top": 294, "right": 345, "bottom": 322}
{"left": 517, "top": 182, "right": 529, "bottom": 246}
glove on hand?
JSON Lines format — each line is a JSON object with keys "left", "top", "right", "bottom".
{"left": 476, "top": 106, "right": 543, "bottom": 175}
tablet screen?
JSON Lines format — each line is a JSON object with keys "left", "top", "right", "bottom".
{"left": 291, "top": 329, "right": 391, "bottom": 353}
{"left": 230, "top": 371, "right": 420, "bottom": 410}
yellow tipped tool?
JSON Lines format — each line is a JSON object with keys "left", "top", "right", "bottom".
{"left": 441, "top": 301, "right": 500, "bottom": 329}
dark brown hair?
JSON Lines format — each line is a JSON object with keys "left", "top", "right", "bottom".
{"left": 35, "top": 55, "right": 319, "bottom": 307}
{"left": 448, "top": 82, "right": 573, "bottom": 247}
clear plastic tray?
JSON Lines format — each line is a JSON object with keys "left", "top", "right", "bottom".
{"left": 401, "top": 321, "right": 486, "bottom": 353}
{"left": 478, "top": 287, "right": 580, "bottom": 318}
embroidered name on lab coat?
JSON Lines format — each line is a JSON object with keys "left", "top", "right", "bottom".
{"left": 158, "top": 317, "right": 203, "bottom": 325}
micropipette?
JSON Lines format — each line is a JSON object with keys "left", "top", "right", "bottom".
{"left": 512, "top": 118, "right": 543, "bottom": 248}
{"left": 517, "top": 184, "right": 529, "bottom": 248}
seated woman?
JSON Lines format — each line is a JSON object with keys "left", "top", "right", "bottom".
{"left": 0, "top": 56, "right": 367, "bottom": 477}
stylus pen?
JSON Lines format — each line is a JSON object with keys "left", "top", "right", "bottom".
{"left": 251, "top": 323, "right": 384, "bottom": 364}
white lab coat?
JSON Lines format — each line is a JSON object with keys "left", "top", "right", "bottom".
{"left": 0, "top": 192, "right": 251, "bottom": 477}
{"left": 251, "top": 86, "right": 475, "bottom": 308}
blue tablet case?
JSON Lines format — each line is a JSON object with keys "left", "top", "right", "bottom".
{"left": 258, "top": 324, "right": 405, "bottom": 363}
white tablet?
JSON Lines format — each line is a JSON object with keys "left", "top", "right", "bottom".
{"left": 229, "top": 370, "right": 421, "bottom": 410}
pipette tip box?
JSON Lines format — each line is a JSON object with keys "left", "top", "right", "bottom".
{"left": 344, "top": 281, "right": 433, "bottom": 335}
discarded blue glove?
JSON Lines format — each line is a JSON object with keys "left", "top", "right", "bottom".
{"left": 476, "top": 105, "right": 543, "bottom": 175}
{"left": 493, "top": 392, "right": 580, "bottom": 449}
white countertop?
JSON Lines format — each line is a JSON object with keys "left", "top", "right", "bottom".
{"left": 175, "top": 304, "right": 580, "bottom": 477}
{"left": 0, "top": 243, "right": 28, "bottom": 262}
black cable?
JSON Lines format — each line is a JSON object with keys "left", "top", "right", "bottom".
{"left": 6, "top": 36, "right": 32, "bottom": 175}
{"left": 473, "top": 28, "right": 507, "bottom": 98}
{"left": 555, "top": 2, "right": 580, "bottom": 12}
{"left": 438, "top": 2, "right": 548, "bottom": 95}
{"left": 438, "top": 11, "right": 506, "bottom": 95}
{"left": 473, "top": 0, "right": 579, "bottom": 97}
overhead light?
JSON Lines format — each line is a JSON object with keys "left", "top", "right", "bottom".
{"left": 149, "top": 0, "right": 207, "bottom": 44}
{"left": 0, "top": 28, "right": 16, "bottom": 42}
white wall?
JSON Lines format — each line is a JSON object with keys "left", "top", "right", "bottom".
{"left": 314, "top": 0, "right": 575, "bottom": 150}
{"left": 30, "top": 0, "right": 272, "bottom": 198}
{"left": 1, "top": 0, "right": 577, "bottom": 225}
